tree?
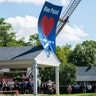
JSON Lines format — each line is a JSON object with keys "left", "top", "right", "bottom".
{"left": 56, "top": 44, "right": 72, "bottom": 64}
{"left": 69, "top": 40, "right": 96, "bottom": 66}
{"left": 28, "top": 33, "right": 41, "bottom": 46}
{"left": 39, "top": 67, "right": 55, "bottom": 82}
{"left": 16, "top": 37, "right": 28, "bottom": 46}
{"left": 0, "top": 18, "right": 13, "bottom": 47}
{"left": 0, "top": 18, "right": 27, "bottom": 47}
{"left": 59, "top": 63, "right": 76, "bottom": 86}
{"left": 56, "top": 44, "right": 76, "bottom": 86}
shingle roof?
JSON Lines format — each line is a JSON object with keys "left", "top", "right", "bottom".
{"left": 76, "top": 67, "right": 96, "bottom": 81}
{"left": 0, "top": 46, "right": 43, "bottom": 60}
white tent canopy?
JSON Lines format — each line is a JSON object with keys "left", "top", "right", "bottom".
{"left": 0, "top": 46, "right": 60, "bottom": 95}
{"left": 0, "top": 68, "right": 10, "bottom": 72}
{"left": 35, "top": 50, "right": 60, "bottom": 67}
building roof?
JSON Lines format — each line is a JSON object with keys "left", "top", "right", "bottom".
{"left": 0, "top": 46, "right": 43, "bottom": 60}
{"left": 76, "top": 66, "right": 96, "bottom": 81}
{"left": 0, "top": 45, "right": 60, "bottom": 68}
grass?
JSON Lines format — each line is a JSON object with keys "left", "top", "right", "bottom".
{"left": 50, "top": 93, "right": 96, "bottom": 96}
{"left": 0, "top": 93, "right": 96, "bottom": 96}
{"left": 51, "top": 93, "right": 96, "bottom": 96}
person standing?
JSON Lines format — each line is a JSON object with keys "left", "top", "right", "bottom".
{"left": 67, "top": 84, "right": 72, "bottom": 94}
{"left": 74, "top": 83, "right": 80, "bottom": 93}
{"left": 87, "top": 83, "right": 92, "bottom": 93}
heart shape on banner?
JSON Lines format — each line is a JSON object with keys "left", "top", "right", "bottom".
{"left": 40, "top": 16, "right": 54, "bottom": 37}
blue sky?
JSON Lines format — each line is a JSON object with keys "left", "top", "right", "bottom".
{"left": 0, "top": 0, "right": 96, "bottom": 48}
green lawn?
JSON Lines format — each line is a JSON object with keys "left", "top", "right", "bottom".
{"left": 0, "top": 94, "right": 96, "bottom": 96}
{"left": 50, "top": 93, "right": 96, "bottom": 96}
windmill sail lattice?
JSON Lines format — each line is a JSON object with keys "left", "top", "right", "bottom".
{"left": 56, "top": 0, "right": 81, "bottom": 36}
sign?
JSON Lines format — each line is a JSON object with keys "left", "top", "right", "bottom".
{"left": 38, "top": 1, "right": 62, "bottom": 57}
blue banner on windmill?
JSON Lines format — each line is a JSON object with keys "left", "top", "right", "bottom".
{"left": 38, "top": 1, "right": 62, "bottom": 57}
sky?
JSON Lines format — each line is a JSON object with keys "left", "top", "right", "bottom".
{"left": 0, "top": 0, "right": 96, "bottom": 48}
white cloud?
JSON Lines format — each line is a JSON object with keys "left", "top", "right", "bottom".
{"left": 6, "top": 16, "right": 88, "bottom": 46}
{"left": 56, "top": 24, "right": 88, "bottom": 46}
{"left": 61, "top": 0, "right": 70, "bottom": 5}
{"left": 0, "top": 0, "right": 69, "bottom": 5}
{"left": 6, "top": 16, "right": 38, "bottom": 41}
{"left": 0, "top": 0, "right": 47, "bottom": 5}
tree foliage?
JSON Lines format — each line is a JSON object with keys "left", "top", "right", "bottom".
{"left": 56, "top": 44, "right": 76, "bottom": 85}
{"left": 56, "top": 44, "right": 72, "bottom": 63}
{"left": 28, "top": 33, "right": 41, "bottom": 46}
{"left": 0, "top": 18, "right": 27, "bottom": 47}
{"left": 59, "top": 63, "right": 76, "bottom": 86}
{"left": 0, "top": 18, "right": 13, "bottom": 47}
{"left": 39, "top": 67, "right": 55, "bottom": 82}
{"left": 69, "top": 40, "right": 96, "bottom": 66}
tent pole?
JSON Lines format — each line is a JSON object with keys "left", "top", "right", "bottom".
{"left": 33, "top": 60, "right": 38, "bottom": 95}
{"left": 55, "top": 66, "right": 59, "bottom": 94}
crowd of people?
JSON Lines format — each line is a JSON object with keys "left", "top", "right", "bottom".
{"left": 66, "top": 83, "right": 96, "bottom": 94}
{"left": 0, "top": 78, "right": 96, "bottom": 94}
{"left": 0, "top": 79, "right": 56, "bottom": 94}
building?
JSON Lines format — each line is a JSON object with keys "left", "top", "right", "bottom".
{"left": 76, "top": 66, "right": 96, "bottom": 85}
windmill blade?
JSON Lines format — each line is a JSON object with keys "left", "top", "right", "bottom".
{"left": 56, "top": 0, "right": 81, "bottom": 36}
